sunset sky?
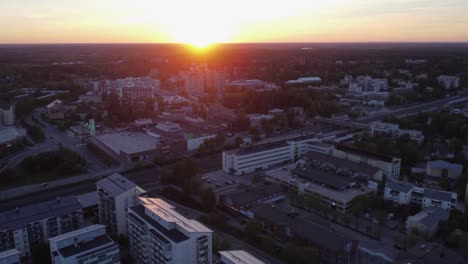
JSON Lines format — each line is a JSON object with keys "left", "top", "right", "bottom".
{"left": 1, "top": 0, "right": 468, "bottom": 44}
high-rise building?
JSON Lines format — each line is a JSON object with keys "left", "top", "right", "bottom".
{"left": 49, "top": 225, "right": 120, "bottom": 264}
{"left": 127, "top": 197, "right": 213, "bottom": 264}
{"left": 219, "top": 250, "right": 265, "bottom": 264}
{"left": 205, "top": 70, "right": 226, "bottom": 95}
{"left": 184, "top": 71, "right": 205, "bottom": 96}
{"left": 0, "top": 196, "right": 83, "bottom": 257}
{"left": 96, "top": 173, "right": 146, "bottom": 238}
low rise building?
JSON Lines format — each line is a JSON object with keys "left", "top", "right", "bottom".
{"left": 406, "top": 208, "right": 449, "bottom": 238}
{"left": 49, "top": 225, "right": 120, "bottom": 264}
{"left": 0, "top": 104, "right": 15, "bottom": 126}
{"left": 251, "top": 204, "right": 358, "bottom": 264}
{"left": 219, "top": 250, "right": 265, "bottom": 264}
{"left": 97, "top": 173, "right": 146, "bottom": 237}
{"left": 226, "top": 80, "right": 279, "bottom": 92}
{"left": 370, "top": 121, "right": 424, "bottom": 144}
{"left": 384, "top": 180, "right": 456, "bottom": 211}
{"left": 0, "top": 127, "right": 26, "bottom": 150}
{"left": 0, "top": 196, "right": 83, "bottom": 257}
{"left": 219, "top": 183, "right": 285, "bottom": 218}
{"left": 127, "top": 197, "right": 213, "bottom": 264}
{"left": 334, "top": 144, "right": 401, "bottom": 180}
{"left": 285, "top": 77, "right": 322, "bottom": 87}
{"left": 426, "top": 160, "right": 463, "bottom": 182}
{"left": 93, "top": 132, "right": 160, "bottom": 163}
{"left": 437, "top": 75, "right": 460, "bottom": 90}
{"left": 0, "top": 249, "right": 20, "bottom": 264}
{"left": 46, "top": 99, "right": 65, "bottom": 120}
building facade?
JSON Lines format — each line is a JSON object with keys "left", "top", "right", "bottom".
{"left": 97, "top": 173, "right": 146, "bottom": 238}
{"left": 49, "top": 225, "right": 120, "bottom": 264}
{"left": 127, "top": 197, "right": 213, "bottom": 264}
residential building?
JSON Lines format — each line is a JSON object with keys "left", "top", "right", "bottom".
{"left": 122, "top": 84, "right": 154, "bottom": 105}
{"left": 334, "top": 144, "right": 401, "bottom": 179}
{"left": 219, "top": 183, "right": 284, "bottom": 218}
{"left": 79, "top": 91, "right": 102, "bottom": 103}
{"left": 0, "top": 127, "right": 26, "bottom": 150}
{"left": 205, "top": 70, "right": 226, "bottom": 95}
{"left": 184, "top": 71, "right": 205, "bottom": 96}
{"left": 384, "top": 180, "right": 456, "bottom": 211}
{"left": 0, "top": 196, "right": 83, "bottom": 257}
{"left": 226, "top": 80, "right": 279, "bottom": 92}
{"left": 219, "top": 250, "right": 265, "bottom": 264}
{"left": 437, "top": 75, "right": 460, "bottom": 90}
{"left": 406, "top": 208, "right": 449, "bottom": 238}
{"left": 127, "top": 197, "right": 213, "bottom": 264}
{"left": 426, "top": 160, "right": 463, "bottom": 182}
{"left": 370, "top": 121, "right": 424, "bottom": 144}
{"left": 206, "top": 104, "right": 235, "bottom": 124}
{"left": 49, "top": 225, "right": 120, "bottom": 264}
{"left": 0, "top": 249, "right": 20, "bottom": 264}
{"left": 0, "top": 104, "right": 15, "bottom": 126}
{"left": 96, "top": 173, "right": 146, "bottom": 237}
{"left": 384, "top": 180, "right": 414, "bottom": 205}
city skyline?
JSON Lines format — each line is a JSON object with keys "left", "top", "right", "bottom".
{"left": 1, "top": 0, "right": 468, "bottom": 46}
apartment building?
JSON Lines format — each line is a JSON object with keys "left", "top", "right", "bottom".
{"left": 384, "top": 180, "right": 456, "bottom": 211}
{"left": 127, "top": 197, "right": 213, "bottom": 264}
{"left": 437, "top": 75, "right": 460, "bottom": 90}
{"left": 370, "top": 121, "right": 424, "bottom": 144}
{"left": 0, "top": 196, "right": 83, "bottom": 257}
{"left": 49, "top": 225, "right": 120, "bottom": 264}
{"left": 0, "top": 104, "right": 15, "bottom": 126}
{"left": 97, "top": 173, "right": 146, "bottom": 237}
{"left": 219, "top": 250, "right": 265, "bottom": 264}
{"left": 334, "top": 144, "right": 401, "bottom": 180}
{"left": 0, "top": 249, "right": 20, "bottom": 264}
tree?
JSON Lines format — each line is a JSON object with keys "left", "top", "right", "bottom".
{"left": 251, "top": 174, "right": 264, "bottom": 184}
{"left": 199, "top": 187, "right": 216, "bottom": 211}
{"left": 307, "top": 195, "right": 321, "bottom": 211}
{"left": 281, "top": 243, "right": 319, "bottom": 264}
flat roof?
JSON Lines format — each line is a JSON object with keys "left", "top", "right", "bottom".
{"left": 96, "top": 173, "right": 139, "bottom": 197}
{"left": 386, "top": 180, "right": 414, "bottom": 193}
{"left": 224, "top": 183, "right": 283, "bottom": 207}
{"left": 0, "top": 249, "right": 20, "bottom": 258}
{"left": 0, "top": 195, "right": 81, "bottom": 230}
{"left": 0, "top": 127, "right": 26, "bottom": 144}
{"left": 96, "top": 132, "right": 158, "bottom": 155}
{"left": 219, "top": 250, "right": 265, "bottom": 264}
{"left": 292, "top": 168, "right": 354, "bottom": 190}
{"left": 304, "top": 151, "right": 381, "bottom": 176}
{"left": 136, "top": 197, "right": 212, "bottom": 234}
{"left": 424, "top": 189, "right": 452, "bottom": 202}
{"left": 76, "top": 191, "right": 98, "bottom": 208}
{"left": 336, "top": 143, "right": 398, "bottom": 162}
{"left": 58, "top": 234, "right": 115, "bottom": 258}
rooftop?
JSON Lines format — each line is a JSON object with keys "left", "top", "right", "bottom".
{"left": 96, "top": 173, "right": 138, "bottom": 197}
{"left": 408, "top": 208, "right": 449, "bottom": 228}
{"left": 292, "top": 167, "right": 354, "bottom": 190}
{"left": 96, "top": 132, "right": 159, "bottom": 155}
{"left": 0, "top": 126, "right": 26, "bottom": 144}
{"left": 424, "top": 189, "right": 453, "bottom": 202}
{"left": 219, "top": 250, "right": 265, "bottom": 264}
{"left": 58, "top": 234, "right": 115, "bottom": 258}
{"left": 76, "top": 191, "right": 98, "bottom": 208}
{"left": 427, "top": 160, "right": 463, "bottom": 172}
{"left": 223, "top": 183, "right": 284, "bottom": 208}
{"left": 336, "top": 143, "right": 399, "bottom": 162}
{"left": 304, "top": 151, "right": 381, "bottom": 176}
{"left": 137, "top": 197, "right": 212, "bottom": 234}
{"left": 0, "top": 249, "right": 20, "bottom": 259}
{"left": 386, "top": 180, "right": 414, "bottom": 193}
{"left": 0, "top": 195, "right": 82, "bottom": 230}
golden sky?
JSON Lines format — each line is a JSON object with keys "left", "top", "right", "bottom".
{"left": 1, "top": 0, "right": 468, "bottom": 44}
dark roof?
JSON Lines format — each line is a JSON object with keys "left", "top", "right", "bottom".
{"left": 58, "top": 235, "right": 116, "bottom": 258}
{"left": 0, "top": 195, "right": 82, "bottom": 230}
{"left": 386, "top": 180, "right": 414, "bottom": 193}
{"left": 129, "top": 205, "right": 189, "bottom": 243}
{"left": 396, "top": 243, "right": 466, "bottom": 264}
{"left": 225, "top": 183, "right": 284, "bottom": 208}
{"left": 230, "top": 140, "right": 289, "bottom": 155}
{"left": 290, "top": 217, "right": 354, "bottom": 252}
{"left": 336, "top": 143, "right": 398, "bottom": 162}
{"left": 96, "top": 173, "right": 138, "bottom": 197}
{"left": 250, "top": 204, "right": 291, "bottom": 226}
{"left": 292, "top": 168, "right": 354, "bottom": 190}
{"left": 304, "top": 151, "right": 381, "bottom": 175}
{"left": 424, "top": 189, "right": 452, "bottom": 202}
{"left": 418, "top": 208, "right": 450, "bottom": 228}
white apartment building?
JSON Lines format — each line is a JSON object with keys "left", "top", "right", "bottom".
{"left": 219, "top": 250, "right": 265, "bottom": 264}
{"left": 222, "top": 135, "right": 325, "bottom": 176}
{"left": 437, "top": 75, "right": 460, "bottom": 90}
{"left": 0, "top": 249, "right": 20, "bottom": 264}
{"left": 384, "top": 180, "right": 414, "bottom": 205}
{"left": 370, "top": 121, "right": 424, "bottom": 144}
{"left": 49, "top": 225, "right": 120, "bottom": 264}
{"left": 127, "top": 197, "right": 212, "bottom": 264}
{"left": 384, "top": 180, "right": 456, "bottom": 211}
{"left": 0, "top": 196, "right": 83, "bottom": 257}
{"left": 97, "top": 173, "right": 146, "bottom": 238}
